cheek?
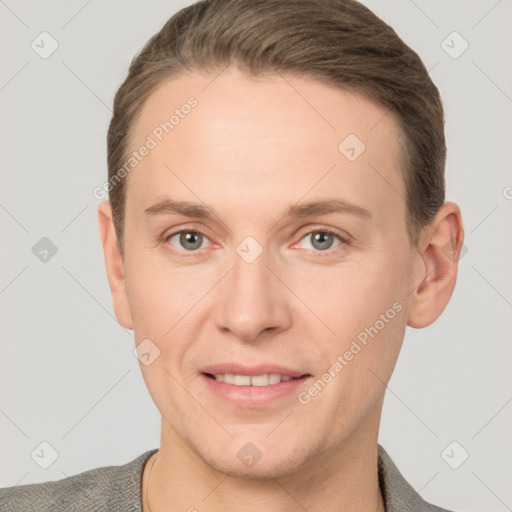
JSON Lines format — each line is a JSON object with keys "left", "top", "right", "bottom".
{"left": 296, "top": 251, "right": 409, "bottom": 392}
{"left": 296, "top": 251, "right": 408, "bottom": 331}
{"left": 127, "top": 266, "right": 198, "bottom": 414}
{"left": 310, "top": 301, "right": 407, "bottom": 434}
{"left": 124, "top": 252, "right": 199, "bottom": 335}
{"left": 125, "top": 255, "right": 211, "bottom": 380}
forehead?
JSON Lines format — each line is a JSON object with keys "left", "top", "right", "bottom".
{"left": 124, "top": 66, "right": 405, "bottom": 228}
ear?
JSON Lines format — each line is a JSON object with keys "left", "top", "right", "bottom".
{"left": 97, "top": 200, "right": 134, "bottom": 330}
{"left": 407, "top": 201, "right": 465, "bottom": 328}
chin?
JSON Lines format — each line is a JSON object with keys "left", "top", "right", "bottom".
{"left": 195, "top": 437, "right": 320, "bottom": 480}
{"left": 206, "top": 454, "right": 309, "bottom": 480}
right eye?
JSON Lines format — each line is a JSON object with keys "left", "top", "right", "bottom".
{"left": 166, "top": 230, "right": 211, "bottom": 252}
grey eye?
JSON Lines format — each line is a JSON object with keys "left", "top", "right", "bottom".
{"left": 296, "top": 230, "right": 344, "bottom": 252}
{"left": 310, "top": 232, "right": 335, "bottom": 251}
{"left": 168, "top": 231, "right": 206, "bottom": 251}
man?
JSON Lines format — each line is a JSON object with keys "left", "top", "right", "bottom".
{"left": 0, "top": 0, "right": 464, "bottom": 510}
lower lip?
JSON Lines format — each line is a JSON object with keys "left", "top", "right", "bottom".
{"left": 201, "top": 373, "right": 311, "bottom": 407}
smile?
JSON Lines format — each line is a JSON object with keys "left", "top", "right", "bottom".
{"left": 205, "top": 373, "right": 297, "bottom": 386}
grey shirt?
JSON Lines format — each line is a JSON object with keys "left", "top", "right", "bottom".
{"left": 0, "top": 445, "right": 452, "bottom": 511}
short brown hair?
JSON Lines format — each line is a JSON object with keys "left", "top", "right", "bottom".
{"left": 107, "top": 0, "right": 445, "bottom": 254}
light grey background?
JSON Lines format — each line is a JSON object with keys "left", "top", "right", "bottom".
{"left": 1, "top": 1, "right": 511, "bottom": 511}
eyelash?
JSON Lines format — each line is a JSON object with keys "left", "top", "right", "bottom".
{"left": 163, "top": 227, "right": 350, "bottom": 256}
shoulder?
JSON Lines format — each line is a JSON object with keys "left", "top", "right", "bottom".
{"left": 0, "top": 449, "right": 157, "bottom": 512}
{"left": 378, "top": 444, "right": 454, "bottom": 512}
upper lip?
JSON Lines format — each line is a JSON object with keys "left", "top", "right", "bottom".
{"left": 201, "top": 363, "right": 309, "bottom": 378}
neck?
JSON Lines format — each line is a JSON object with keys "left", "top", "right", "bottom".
{"left": 144, "top": 410, "right": 385, "bottom": 512}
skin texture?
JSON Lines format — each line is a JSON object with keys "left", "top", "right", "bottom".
{"left": 98, "top": 66, "right": 464, "bottom": 511}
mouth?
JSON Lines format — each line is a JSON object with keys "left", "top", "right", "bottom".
{"left": 203, "top": 372, "right": 307, "bottom": 386}
{"left": 199, "top": 365, "right": 312, "bottom": 407}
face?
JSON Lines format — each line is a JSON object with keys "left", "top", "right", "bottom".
{"left": 110, "top": 67, "right": 421, "bottom": 478}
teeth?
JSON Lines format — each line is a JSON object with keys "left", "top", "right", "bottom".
{"left": 223, "top": 374, "right": 235, "bottom": 384}
{"left": 212, "top": 373, "right": 297, "bottom": 386}
{"left": 268, "top": 373, "right": 281, "bottom": 385}
{"left": 234, "top": 375, "right": 251, "bottom": 386}
{"left": 251, "top": 374, "right": 269, "bottom": 386}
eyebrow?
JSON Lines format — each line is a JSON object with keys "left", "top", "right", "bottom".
{"left": 143, "top": 198, "right": 371, "bottom": 220}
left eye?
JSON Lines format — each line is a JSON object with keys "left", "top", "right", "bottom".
{"left": 296, "top": 230, "right": 345, "bottom": 251}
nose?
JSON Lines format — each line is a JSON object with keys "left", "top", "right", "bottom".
{"left": 214, "top": 245, "right": 292, "bottom": 343}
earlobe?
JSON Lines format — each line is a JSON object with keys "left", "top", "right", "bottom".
{"left": 407, "top": 202, "right": 464, "bottom": 329}
{"left": 97, "top": 200, "right": 134, "bottom": 330}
